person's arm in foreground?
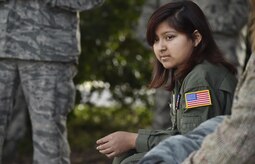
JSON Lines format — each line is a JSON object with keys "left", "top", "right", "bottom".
{"left": 138, "top": 116, "right": 225, "bottom": 164}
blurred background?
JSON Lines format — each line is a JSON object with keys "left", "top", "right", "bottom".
{"left": 2, "top": 0, "right": 250, "bottom": 163}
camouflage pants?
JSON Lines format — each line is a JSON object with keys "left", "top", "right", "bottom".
{"left": 0, "top": 59, "right": 77, "bottom": 164}
{"left": 139, "top": 116, "right": 225, "bottom": 164}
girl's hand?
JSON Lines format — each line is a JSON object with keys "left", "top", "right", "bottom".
{"left": 96, "top": 131, "right": 138, "bottom": 158}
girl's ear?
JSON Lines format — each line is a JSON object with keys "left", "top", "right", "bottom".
{"left": 193, "top": 30, "right": 202, "bottom": 47}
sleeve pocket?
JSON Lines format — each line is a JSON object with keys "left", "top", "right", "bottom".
{"left": 178, "top": 108, "right": 208, "bottom": 134}
{"left": 180, "top": 116, "right": 202, "bottom": 134}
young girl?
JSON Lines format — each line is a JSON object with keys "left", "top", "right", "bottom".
{"left": 96, "top": 1, "right": 237, "bottom": 163}
{"left": 140, "top": 0, "right": 255, "bottom": 163}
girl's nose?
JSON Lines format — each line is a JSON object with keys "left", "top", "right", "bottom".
{"left": 159, "top": 43, "right": 167, "bottom": 53}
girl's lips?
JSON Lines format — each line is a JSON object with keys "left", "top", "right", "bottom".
{"left": 160, "top": 55, "right": 170, "bottom": 61}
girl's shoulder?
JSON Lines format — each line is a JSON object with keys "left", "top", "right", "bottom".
{"left": 182, "top": 60, "right": 236, "bottom": 91}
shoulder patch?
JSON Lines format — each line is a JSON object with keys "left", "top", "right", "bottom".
{"left": 185, "top": 90, "right": 212, "bottom": 109}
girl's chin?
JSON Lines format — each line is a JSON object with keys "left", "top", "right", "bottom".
{"left": 162, "top": 64, "right": 174, "bottom": 69}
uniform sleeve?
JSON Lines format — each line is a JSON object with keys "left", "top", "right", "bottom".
{"left": 178, "top": 67, "right": 236, "bottom": 134}
{"left": 46, "top": 0, "right": 104, "bottom": 12}
{"left": 135, "top": 128, "right": 179, "bottom": 152}
{"left": 177, "top": 70, "right": 219, "bottom": 134}
{"left": 182, "top": 55, "right": 255, "bottom": 164}
{"left": 177, "top": 86, "right": 212, "bottom": 134}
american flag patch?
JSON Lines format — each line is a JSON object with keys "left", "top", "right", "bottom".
{"left": 185, "top": 90, "right": 212, "bottom": 109}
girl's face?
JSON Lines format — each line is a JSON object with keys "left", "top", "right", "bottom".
{"left": 153, "top": 21, "right": 196, "bottom": 71}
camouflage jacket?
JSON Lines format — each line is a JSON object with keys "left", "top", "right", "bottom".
{"left": 0, "top": 0, "right": 104, "bottom": 63}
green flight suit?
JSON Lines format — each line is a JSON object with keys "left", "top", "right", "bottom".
{"left": 113, "top": 60, "right": 237, "bottom": 164}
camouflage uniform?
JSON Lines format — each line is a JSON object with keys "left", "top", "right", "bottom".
{"left": 0, "top": 0, "right": 104, "bottom": 164}
{"left": 3, "top": 85, "right": 28, "bottom": 161}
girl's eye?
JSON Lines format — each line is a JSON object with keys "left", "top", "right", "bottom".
{"left": 166, "top": 35, "right": 175, "bottom": 40}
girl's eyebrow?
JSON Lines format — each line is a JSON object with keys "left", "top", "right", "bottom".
{"left": 157, "top": 30, "right": 176, "bottom": 36}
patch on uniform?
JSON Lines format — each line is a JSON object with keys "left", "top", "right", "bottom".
{"left": 185, "top": 90, "right": 212, "bottom": 109}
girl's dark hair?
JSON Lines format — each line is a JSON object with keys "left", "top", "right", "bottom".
{"left": 147, "top": 1, "right": 237, "bottom": 91}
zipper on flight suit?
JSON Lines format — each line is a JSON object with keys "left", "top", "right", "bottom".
{"left": 171, "top": 80, "right": 182, "bottom": 130}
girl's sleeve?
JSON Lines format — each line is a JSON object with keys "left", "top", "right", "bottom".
{"left": 177, "top": 86, "right": 213, "bottom": 134}
{"left": 177, "top": 68, "right": 236, "bottom": 134}
{"left": 136, "top": 128, "right": 179, "bottom": 153}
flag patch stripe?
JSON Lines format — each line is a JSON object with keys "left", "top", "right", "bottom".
{"left": 185, "top": 90, "right": 212, "bottom": 109}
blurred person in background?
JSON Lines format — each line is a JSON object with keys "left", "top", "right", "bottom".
{"left": 0, "top": 0, "right": 104, "bottom": 164}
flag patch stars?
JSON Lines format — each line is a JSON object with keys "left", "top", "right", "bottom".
{"left": 185, "top": 90, "right": 212, "bottom": 109}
